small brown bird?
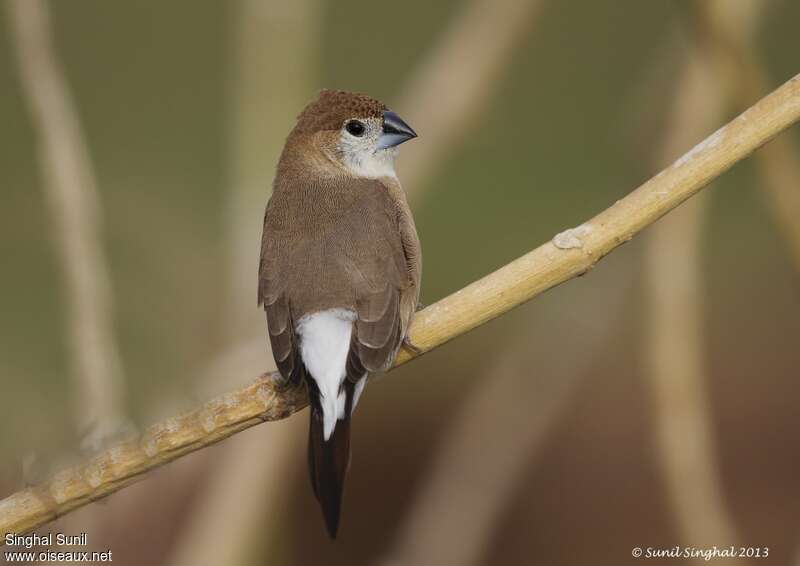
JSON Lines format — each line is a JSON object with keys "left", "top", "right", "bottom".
{"left": 258, "top": 90, "right": 421, "bottom": 538}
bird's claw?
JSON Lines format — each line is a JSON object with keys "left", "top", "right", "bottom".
{"left": 402, "top": 336, "right": 423, "bottom": 356}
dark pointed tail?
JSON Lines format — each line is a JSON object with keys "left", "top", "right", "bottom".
{"left": 308, "top": 404, "right": 351, "bottom": 539}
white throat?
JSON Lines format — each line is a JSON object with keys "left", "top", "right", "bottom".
{"left": 338, "top": 135, "right": 399, "bottom": 180}
{"left": 343, "top": 148, "right": 397, "bottom": 180}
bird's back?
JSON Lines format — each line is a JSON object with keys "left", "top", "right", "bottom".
{"left": 261, "top": 175, "right": 407, "bottom": 318}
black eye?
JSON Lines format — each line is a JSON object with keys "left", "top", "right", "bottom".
{"left": 345, "top": 120, "right": 366, "bottom": 137}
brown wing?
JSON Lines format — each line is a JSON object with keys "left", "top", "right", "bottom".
{"left": 337, "top": 178, "right": 419, "bottom": 383}
{"left": 346, "top": 283, "right": 403, "bottom": 380}
{"left": 258, "top": 215, "right": 304, "bottom": 384}
{"left": 259, "top": 176, "right": 420, "bottom": 384}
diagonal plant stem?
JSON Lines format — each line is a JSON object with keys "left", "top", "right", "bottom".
{"left": 5, "top": 0, "right": 128, "bottom": 442}
{"left": 1, "top": 71, "right": 799, "bottom": 539}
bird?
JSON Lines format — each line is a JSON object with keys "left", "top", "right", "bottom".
{"left": 258, "top": 89, "right": 421, "bottom": 538}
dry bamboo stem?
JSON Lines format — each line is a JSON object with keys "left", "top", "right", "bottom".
{"left": 2, "top": 71, "right": 800, "bottom": 540}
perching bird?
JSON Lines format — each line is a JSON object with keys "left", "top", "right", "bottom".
{"left": 258, "top": 90, "right": 421, "bottom": 538}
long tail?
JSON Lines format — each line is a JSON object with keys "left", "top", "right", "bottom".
{"left": 308, "top": 383, "right": 353, "bottom": 539}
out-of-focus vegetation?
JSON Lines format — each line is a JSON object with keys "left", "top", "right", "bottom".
{"left": 1, "top": 1, "right": 799, "bottom": 564}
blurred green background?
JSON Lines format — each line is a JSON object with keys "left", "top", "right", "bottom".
{"left": 1, "top": 1, "right": 799, "bottom": 565}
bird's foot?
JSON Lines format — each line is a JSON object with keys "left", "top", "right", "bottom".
{"left": 402, "top": 336, "right": 423, "bottom": 356}
{"left": 263, "top": 370, "right": 292, "bottom": 392}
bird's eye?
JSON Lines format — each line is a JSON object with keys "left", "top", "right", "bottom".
{"left": 345, "top": 120, "right": 366, "bottom": 137}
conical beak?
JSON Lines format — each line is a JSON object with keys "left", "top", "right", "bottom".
{"left": 377, "top": 110, "right": 417, "bottom": 149}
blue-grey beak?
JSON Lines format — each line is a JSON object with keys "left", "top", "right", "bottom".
{"left": 377, "top": 110, "right": 417, "bottom": 149}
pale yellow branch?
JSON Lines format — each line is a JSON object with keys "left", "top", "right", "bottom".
{"left": 396, "top": 71, "right": 800, "bottom": 365}
{"left": 1, "top": 72, "right": 800, "bottom": 540}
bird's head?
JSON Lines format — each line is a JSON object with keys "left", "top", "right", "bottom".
{"left": 285, "top": 89, "right": 417, "bottom": 180}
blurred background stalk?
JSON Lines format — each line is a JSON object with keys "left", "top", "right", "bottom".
{"left": 5, "top": 0, "right": 132, "bottom": 553}
{"left": 643, "top": 47, "right": 735, "bottom": 549}
{"left": 167, "top": 2, "right": 318, "bottom": 565}
{"left": 5, "top": 0, "right": 128, "bottom": 447}
{"left": 643, "top": 0, "right": 775, "bottom": 554}
{"left": 397, "top": 0, "right": 545, "bottom": 197}
{"left": 695, "top": 0, "right": 800, "bottom": 274}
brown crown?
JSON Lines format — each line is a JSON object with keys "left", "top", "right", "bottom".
{"left": 293, "top": 89, "right": 387, "bottom": 134}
